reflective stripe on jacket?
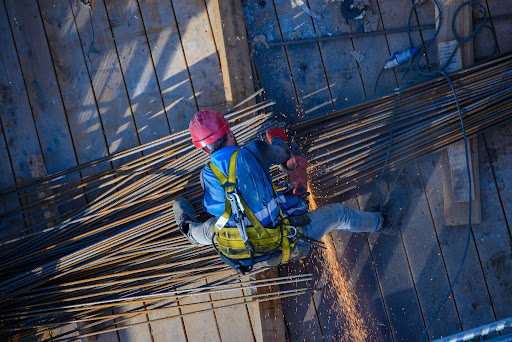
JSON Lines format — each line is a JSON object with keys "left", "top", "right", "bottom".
{"left": 201, "top": 141, "right": 307, "bottom": 227}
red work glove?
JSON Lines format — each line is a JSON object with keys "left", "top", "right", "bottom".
{"left": 266, "top": 127, "right": 287, "bottom": 143}
{"left": 286, "top": 155, "right": 308, "bottom": 196}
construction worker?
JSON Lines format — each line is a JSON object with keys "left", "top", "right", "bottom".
{"left": 173, "top": 110, "right": 408, "bottom": 274}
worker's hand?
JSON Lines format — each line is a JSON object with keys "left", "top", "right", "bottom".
{"left": 266, "top": 127, "right": 287, "bottom": 143}
{"left": 286, "top": 155, "right": 308, "bottom": 196}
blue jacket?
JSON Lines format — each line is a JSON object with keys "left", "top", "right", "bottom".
{"left": 201, "top": 141, "right": 307, "bottom": 228}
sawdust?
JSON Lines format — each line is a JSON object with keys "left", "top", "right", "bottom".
{"left": 340, "top": 22, "right": 352, "bottom": 33}
{"left": 290, "top": 30, "right": 303, "bottom": 40}
{"left": 307, "top": 187, "right": 370, "bottom": 342}
{"left": 350, "top": 50, "right": 366, "bottom": 63}
{"left": 363, "top": 10, "right": 379, "bottom": 32}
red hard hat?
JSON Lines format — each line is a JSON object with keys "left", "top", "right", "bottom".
{"left": 189, "top": 110, "right": 231, "bottom": 149}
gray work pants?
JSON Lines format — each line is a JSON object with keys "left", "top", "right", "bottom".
{"left": 188, "top": 203, "right": 383, "bottom": 267}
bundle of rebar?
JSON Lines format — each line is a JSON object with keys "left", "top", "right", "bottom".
{"left": 0, "top": 99, "right": 313, "bottom": 341}
{"left": 1, "top": 54, "right": 512, "bottom": 341}
{"left": 293, "top": 54, "right": 512, "bottom": 197}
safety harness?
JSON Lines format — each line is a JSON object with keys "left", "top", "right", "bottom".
{"left": 209, "top": 150, "right": 302, "bottom": 274}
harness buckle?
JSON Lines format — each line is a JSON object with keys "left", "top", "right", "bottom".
{"left": 286, "top": 226, "right": 298, "bottom": 238}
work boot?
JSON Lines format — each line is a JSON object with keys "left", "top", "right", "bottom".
{"left": 173, "top": 197, "right": 198, "bottom": 235}
{"left": 378, "top": 173, "right": 409, "bottom": 236}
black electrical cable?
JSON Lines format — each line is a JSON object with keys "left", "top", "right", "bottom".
{"left": 373, "top": 1, "right": 498, "bottom": 340}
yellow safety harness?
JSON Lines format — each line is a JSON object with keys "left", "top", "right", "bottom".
{"left": 209, "top": 150, "right": 300, "bottom": 266}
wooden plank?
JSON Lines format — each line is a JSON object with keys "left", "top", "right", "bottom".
{"left": 471, "top": 0, "right": 500, "bottom": 61}
{"left": 305, "top": 192, "right": 391, "bottom": 341}
{"left": 307, "top": 0, "right": 367, "bottom": 107}
{"left": 0, "top": 1, "right": 44, "bottom": 237}
{"left": 5, "top": 0, "right": 77, "bottom": 175}
{"left": 475, "top": 133, "right": 512, "bottom": 322}
{"left": 104, "top": 0, "right": 171, "bottom": 144}
{"left": 209, "top": 0, "right": 255, "bottom": 108}
{"left": 273, "top": 0, "right": 334, "bottom": 119}
{"left": 38, "top": 0, "right": 113, "bottom": 204}
{"left": 113, "top": 304, "right": 153, "bottom": 342}
{"left": 208, "top": 272, "right": 255, "bottom": 342}
{"left": 483, "top": 122, "right": 512, "bottom": 238}
{"left": 254, "top": 268, "right": 286, "bottom": 342}
{"left": 377, "top": 0, "right": 425, "bottom": 87}
{"left": 355, "top": 177, "right": 427, "bottom": 341}
{"left": 180, "top": 279, "right": 222, "bottom": 342}
{"left": 410, "top": 0, "right": 439, "bottom": 67}
{"left": 417, "top": 153, "right": 496, "bottom": 331}
{"left": 242, "top": 0, "right": 299, "bottom": 119}
{"left": 146, "top": 299, "right": 187, "bottom": 342}
{"left": 242, "top": 287, "right": 263, "bottom": 342}
{"left": 436, "top": 0, "right": 474, "bottom": 68}
{"left": 70, "top": 0, "right": 140, "bottom": 158}
{"left": 394, "top": 162, "right": 461, "bottom": 340}
{"left": 172, "top": 0, "right": 226, "bottom": 113}
{"left": 138, "top": 0, "right": 198, "bottom": 133}
{"left": 442, "top": 139, "right": 482, "bottom": 225}
{"left": 485, "top": 0, "right": 512, "bottom": 55}
{"left": 435, "top": 0, "right": 481, "bottom": 226}
{"left": 278, "top": 260, "right": 324, "bottom": 342}
{"left": 38, "top": 0, "right": 109, "bottom": 165}
{"left": 350, "top": 0, "right": 398, "bottom": 97}
{"left": 0, "top": 125, "right": 24, "bottom": 239}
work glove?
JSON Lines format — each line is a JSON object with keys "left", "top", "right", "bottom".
{"left": 266, "top": 126, "right": 287, "bottom": 143}
{"left": 286, "top": 154, "right": 308, "bottom": 196}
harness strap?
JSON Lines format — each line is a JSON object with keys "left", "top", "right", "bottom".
{"left": 209, "top": 148, "right": 298, "bottom": 265}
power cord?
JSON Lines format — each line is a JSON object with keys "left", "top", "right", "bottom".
{"left": 374, "top": 1, "right": 498, "bottom": 340}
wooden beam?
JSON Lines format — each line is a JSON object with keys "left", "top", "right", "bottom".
{"left": 256, "top": 268, "right": 288, "bottom": 342}
{"left": 436, "top": 0, "right": 481, "bottom": 226}
{"left": 210, "top": 0, "right": 255, "bottom": 108}
{"left": 210, "top": 1, "right": 287, "bottom": 339}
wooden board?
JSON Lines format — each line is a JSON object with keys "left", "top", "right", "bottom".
{"left": 38, "top": 0, "right": 109, "bottom": 165}
{"left": 5, "top": 0, "right": 77, "bottom": 174}
{"left": 356, "top": 177, "right": 426, "bottom": 341}
{"left": 113, "top": 305, "right": 153, "bottom": 342}
{"left": 273, "top": 0, "right": 334, "bottom": 119}
{"left": 38, "top": 0, "right": 112, "bottom": 203}
{"left": 475, "top": 132, "right": 512, "bottom": 322}
{"left": 104, "top": 0, "right": 171, "bottom": 144}
{"left": 243, "top": 0, "right": 300, "bottom": 119}
{"left": 0, "top": 1, "right": 45, "bottom": 237}
{"left": 138, "top": 0, "right": 198, "bottom": 133}
{"left": 71, "top": 0, "right": 140, "bottom": 158}
{"left": 486, "top": 0, "right": 512, "bottom": 55}
{"left": 377, "top": 0, "right": 426, "bottom": 87}
{"left": 209, "top": 0, "right": 255, "bottom": 108}
{"left": 308, "top": 192, "right": 391, "bottom": 341}
{"left": 307, "top": 0, "right": 367, "bottom": 108}
{"left": 208, "top": 272, "right": 255, "bottom": 342}
{"left": 442, "top": 139, "right": 482, "bottom": 225}
{"left": 417, "top": 153, "right": 495, "bottom": 331}
{"left": 396, "top": 161, "right": 461, "bottom": 340}
{"left": 350, "top": 0, "right": 398, "bottom": 97}
{"left": 146, "top": 300, "right": 187, "bottom": 342}
{"left": 254, "top": 268, "right": 286, "bottom": 342}
{"left": 172, "top": 0, "right": 226, "bottom": 112}
{"left": 180, "top": 279, "right": 222, "bottom": 342}
{"left": 278, "top": 260, "right": 324, "bottom": 342}
{"left": 483, "top": 122, "right": 512, "bottom": 239}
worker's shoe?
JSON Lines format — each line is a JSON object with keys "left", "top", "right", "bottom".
{"left": 173, "top": 197, "right": 198, "bottom": 236}
{"left": 378, "top": 173, "right": 409, "bottom": 236}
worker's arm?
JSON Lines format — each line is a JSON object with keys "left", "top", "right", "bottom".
{"left": 247, "top": 136, "right": 291, "bottom": 171}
